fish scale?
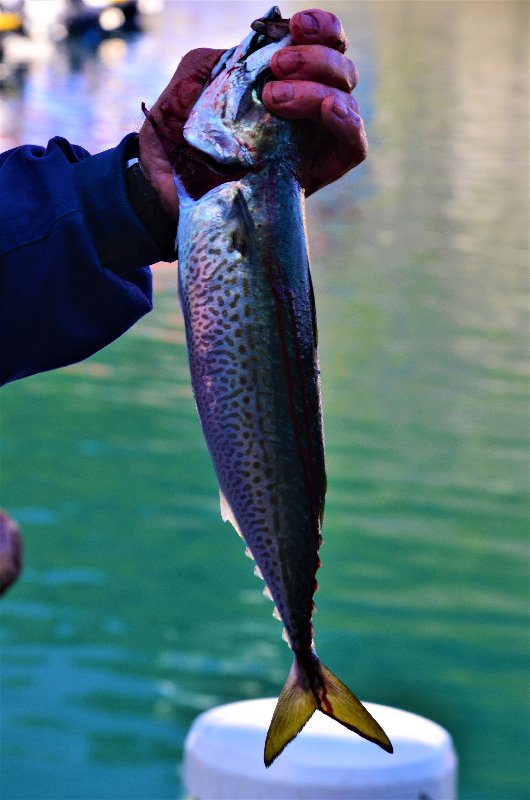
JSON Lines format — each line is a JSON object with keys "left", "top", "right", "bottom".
{"left": 171, "top": 6, "right": 392, "bottom": 767}
{"left": 178, "top": 168, "right": 321, "bottom": 652}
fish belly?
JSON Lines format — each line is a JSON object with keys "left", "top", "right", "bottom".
{"left": 178, "top": 168, "right": 325, "bottom": 653}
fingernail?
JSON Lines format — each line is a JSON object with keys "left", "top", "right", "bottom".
{"left": 300, "top": 12, "right": 319, "bottom": 34}
{"left": 270, "top": 82, "right": 294, "bottom": 103}
{"left": 332, "top": 99, "right": 349, "bottom": 119}
{"left": 275, "top": 49, "right": 303, "bottom": 75}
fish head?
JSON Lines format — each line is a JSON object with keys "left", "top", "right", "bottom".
{"left": 183, "top": 6, "right": 295, "bottom": 170}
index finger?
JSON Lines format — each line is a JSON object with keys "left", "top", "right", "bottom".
{"left": 290, "top": 9, "right": 348, "bottom": 53}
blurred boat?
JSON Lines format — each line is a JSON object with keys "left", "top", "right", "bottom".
{"left": 61, "top": 0, "right": 141, "bottom": 39}
{"left": 0, "top": 1, "right": 27, "bottom": 89}
{"left": 0, "top": 1, "right": 24, "bottom": 36}
{"left": 0, "top": 0, "right": 163, "bottom": 89}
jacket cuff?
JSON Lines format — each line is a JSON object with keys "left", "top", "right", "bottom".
{"left": 73, "top": 133, "right": 176, "bottom": 273}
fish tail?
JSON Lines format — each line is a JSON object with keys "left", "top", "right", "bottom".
{"left": 264, "top": 657, "right": 317, "bottom": 767}
{"left": 264, "top": 651, "right": 393, "bottom": 767}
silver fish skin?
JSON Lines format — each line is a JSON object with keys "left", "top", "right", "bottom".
{"left": 175, "top": 7, "right": 392, "bottom": 767}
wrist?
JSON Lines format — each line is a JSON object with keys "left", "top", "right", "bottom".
{"left": 124, "top": 135, "right": 177, "bottom": 257}
{"left": 138, "top": 123, "right": 180, "bottom": 221}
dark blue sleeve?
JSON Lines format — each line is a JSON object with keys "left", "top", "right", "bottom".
{"left": 0, "top": 134, "right": 171, "bottom": 385}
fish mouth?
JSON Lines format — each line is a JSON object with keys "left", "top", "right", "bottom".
{"left": 249, "top": 6, "right": 290, "bottom": 49}
{"left": 206, "top": 5, "right": 290, "bottom": 83}
{"left": 182, "top": 6, "right": 292, "bottom": 177}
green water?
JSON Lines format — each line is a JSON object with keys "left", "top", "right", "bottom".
{"left": 1, "top": 2, "right": 528, "bottom": 799}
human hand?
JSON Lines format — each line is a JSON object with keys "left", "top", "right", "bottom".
{"left": 138, "top": 8, "right": 366, "bottom": 218}
{"left": 263, "top": 9, "right": 367, "bottom": 195}
{"left": 138, "top": 47, "right": 224, "bottom": 221}
{"left": 0, "top": 510, "right": 23, "bottom": 596}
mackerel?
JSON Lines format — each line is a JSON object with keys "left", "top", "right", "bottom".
{"left": 173, "top": 6, "right": 392, "bottom": 766}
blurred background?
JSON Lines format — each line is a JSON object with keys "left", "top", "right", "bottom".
{"left": 0, "top": 1, "right": 528, "bottom": 798}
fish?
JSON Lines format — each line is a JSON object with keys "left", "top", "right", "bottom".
{"left": 173, "top": 6, "right": 392, "bottom": 766}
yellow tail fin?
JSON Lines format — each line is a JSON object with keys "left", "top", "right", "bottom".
{"left": 264, "top": 652, "right": 393, "bottom": 767}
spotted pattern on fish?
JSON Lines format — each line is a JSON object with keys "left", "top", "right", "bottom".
{"left": 178, "top": 165, "right": 325, "bottom": 654}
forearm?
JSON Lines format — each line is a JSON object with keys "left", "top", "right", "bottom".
{"left": 0, "top": 134, "right": 174, "bottom": 385}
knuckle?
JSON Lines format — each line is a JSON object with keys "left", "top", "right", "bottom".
{"left": 331, "top": 52, "right": 356, "bottom": 92}
{"left": 178, "top": 48, "right": 220, "bottom": 83}
{"left": 348, "top": 94, "right": 360, "bottom": 115}
{"left": 347, "top": 58, "right": 358, "bottom": 91}
{"left": 358, "top": 132, "right": 368, "bottom": 162}
{"left": 179, "top": 48, "right": 205, "bottom": 68}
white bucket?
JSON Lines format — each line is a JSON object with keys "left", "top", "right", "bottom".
{"left": 184, "top": 698, "right": 457, "bottom": 799}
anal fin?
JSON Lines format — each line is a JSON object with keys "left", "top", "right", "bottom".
{"left": 219, "top": 489, "right": 244, "bottom": 539}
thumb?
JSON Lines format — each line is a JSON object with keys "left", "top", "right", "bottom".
{"left": 138, "top": 47, "right": 224, "bottom": 219}
{"left": 149, "top": 48, "right": 225, "bottom": 136}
